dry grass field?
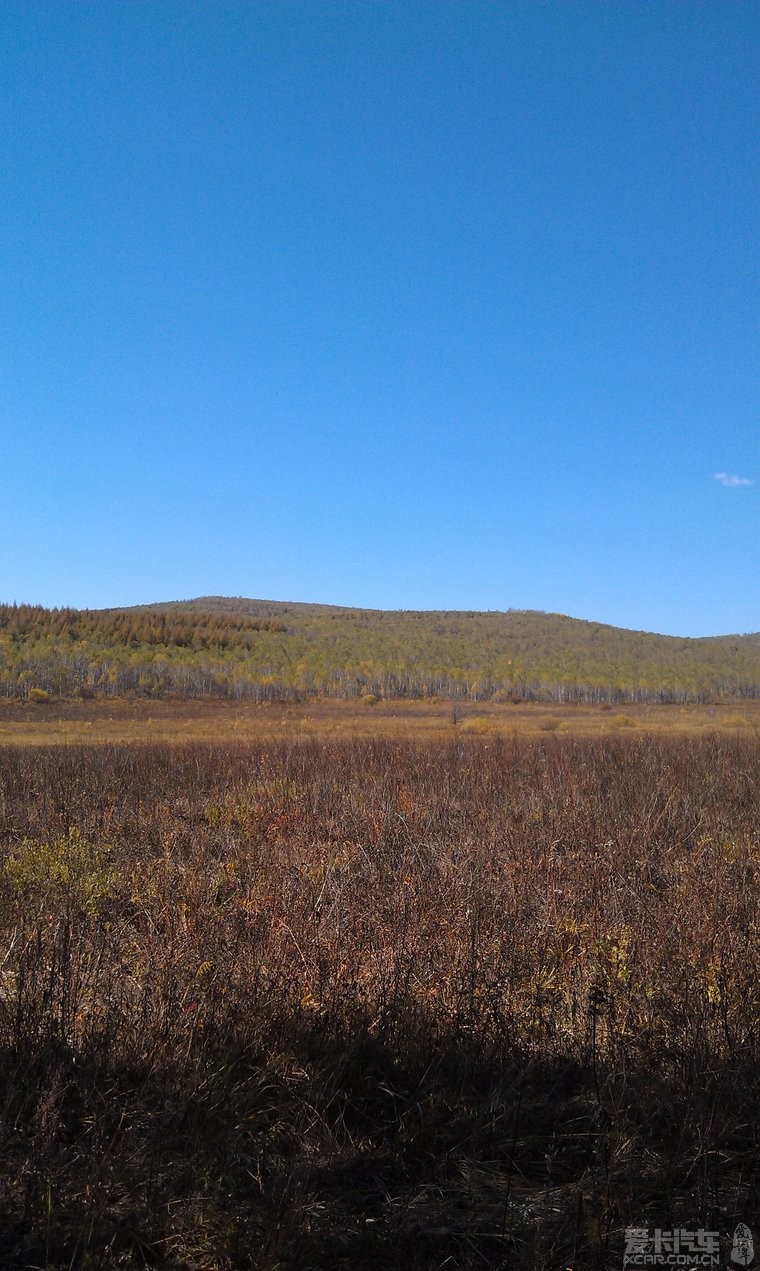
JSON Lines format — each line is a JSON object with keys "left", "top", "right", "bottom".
{"left": 0, "top": 693, "right": 758, "bottom": 745}
{"left": 0, "top": 728, "right": 758, "bottom": 1267}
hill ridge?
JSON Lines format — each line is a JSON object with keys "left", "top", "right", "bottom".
{"left": 117, "top": 595, "right": 760, "bottom": 643}
{"left": 1, "top": 597, "right": 759, "bottom": 704}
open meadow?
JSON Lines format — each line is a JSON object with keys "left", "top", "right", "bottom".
{"left": 0, "top": 728, "right": 757, "bottom": 1267}
{"left": 0, "top": 693, "right": 759, "bottom": 746}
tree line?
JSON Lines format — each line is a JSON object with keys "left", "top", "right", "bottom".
{"left": 1, "top": 600, "right": 759, "bottom": 703}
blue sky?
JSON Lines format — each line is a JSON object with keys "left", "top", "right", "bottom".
{"left": 1, "top": 1, "right": 757, "bottom": 636}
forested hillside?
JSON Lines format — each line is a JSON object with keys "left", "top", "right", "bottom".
{"left": 1, "top": 597, "right": 759, "bottom": 703}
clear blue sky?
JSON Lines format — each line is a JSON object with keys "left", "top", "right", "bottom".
{"left": 2, "top": 1, "right": 757, "bottom": 636}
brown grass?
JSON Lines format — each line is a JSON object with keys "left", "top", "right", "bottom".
{"left": 0, "top": 733, "right": 758, "bottom": 1267}
{"left": 0, "top": 694, "right": 759, "bottom": 745}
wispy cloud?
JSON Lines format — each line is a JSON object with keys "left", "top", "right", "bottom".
{"left": 715, "top": 472, "right": 753, "bottom": 487}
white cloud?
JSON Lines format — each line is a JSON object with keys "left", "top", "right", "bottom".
{"left": 715, "top": 472, "right": 753, "bottom": 487}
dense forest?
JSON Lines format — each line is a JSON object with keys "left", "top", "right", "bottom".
{"left": 1, "top": 597, "right": 759, "bottom": 704}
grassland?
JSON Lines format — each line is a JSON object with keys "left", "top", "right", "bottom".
{"left": 0, "top": 731, "right": 758, "bottom": 1267}
{"left": 0, "top": 693, "right": 759, "bottom": 746}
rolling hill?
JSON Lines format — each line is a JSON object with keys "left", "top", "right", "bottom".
{"left": 1, "top": 597, "right": 759, "bottom": 704}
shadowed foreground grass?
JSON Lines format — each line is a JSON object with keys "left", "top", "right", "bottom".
{"left": 0, "top": 735, "right": 757, "bottom": 1268}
